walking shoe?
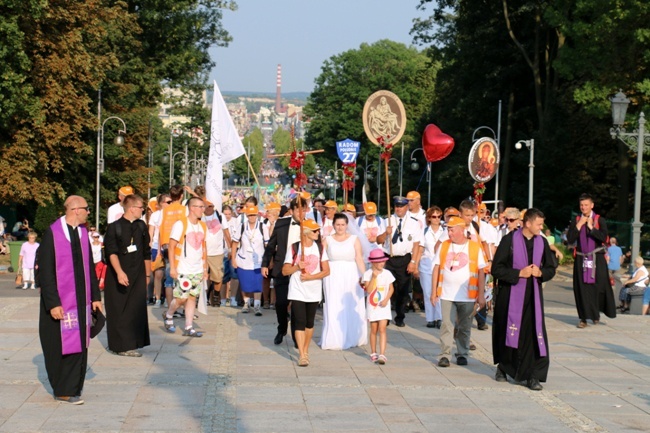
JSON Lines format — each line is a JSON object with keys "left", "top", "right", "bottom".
{"left": 426, "top": 321, "right": 435, "bottom": 328}
{"left": 55, "top": 396, "right": 84, "bottom": 405}
{"left": 182, "top": 327, "right": 203, "bottom": 337}
{"left": 30, "top": 284, "right": 36, "bottom": 290}
{"left": 241, "top": 304, "right": 250, "bottom": 313}
{"left": 435, "top": 320, "right": 442, "bottom": 329}
{"left": 438, "top": 357, "right": 450, "bottom": 368}
{"left": 477, "top": 323, "right": 489, "bottom": 331}
{"left": 274, "top": 332, "right": 285, "bottom": 345}
{"left": 495, "top": 366, "right": 507, "bottom": 382}
{"left": 527, "top": 378, "right": 543, "bottom": 391}
{"left": 456, "top": 356, "right": 468, "bottom": 366}
{"left": 377, "top": 354, "right": 387, "bottom": 365}
{"left": 263, "top": 302, "right": 270, "bottom": 309}
{"left": 394, "top": 319, "right": 405, "bottom": 327}
{"left": 154, "top": 299, "right": 161, "bottom": 308}
{"left": 470, "top": 343, "right": 477, "bottom": 351}
{"left": 254, "top": 306, "right": 262, "bottom": 316}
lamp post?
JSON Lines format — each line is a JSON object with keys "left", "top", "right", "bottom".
{"left": 167, "top": 128, "right": 182, "bottom": 187}
{"left": 610, "top": 90, "right": 650, "bottom": 258}
{"left": 163, "top": 151, "right": 186, "bottom": 186}
{"left": 515, "top": 139, "right": 535, "bottom": 209}
{"left": 410, "top": 148, "right": 431, "bottom": 208}
{"left": 96, "top": 91, "right": 126, "bottom": 228}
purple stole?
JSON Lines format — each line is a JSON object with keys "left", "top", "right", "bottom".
{"left": 506, "top": 230, "right": 547, "bottom": 357}
{"left": 578, "top": 213, "right": 597, "bottom": 284}
{"left": 51, "top": 218, "right": 91, "bottom": 355}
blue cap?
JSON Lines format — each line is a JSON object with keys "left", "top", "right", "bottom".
{"left": 393, "top": 196, "right": 408, "bottom": 207}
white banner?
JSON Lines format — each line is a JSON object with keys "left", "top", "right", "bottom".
{"left": 206, "top": 80, "right": 245, "bottom": 211}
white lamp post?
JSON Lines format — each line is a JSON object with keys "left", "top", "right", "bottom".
{"left": 515, "top": 139, "right": 535, "bottom": 209}
{"left": 95, "top": 90, "right": 126, "bottom": 228}
{"left": 610, "top": 89, "right": 649, "bottom": 258}
{"left": 410, "top": 148, "right": 431, "bottom": 208}
{"left": 387, "top": 158, "right": 403, "bottom": 196}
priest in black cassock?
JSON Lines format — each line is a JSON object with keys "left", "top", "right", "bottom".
{"left": 491, "top": 208, "right": 556, "bottom": 391}
{"left": 103, "top": 194, "right": 151, "bottom": 357}
{"left": 39, "top": 195, "right": 102, "bottom": 405}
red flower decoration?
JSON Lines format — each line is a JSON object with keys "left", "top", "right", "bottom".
{"left": 377, "top": 136, "right": 394, "bottom": 162}
{"left": 341, "top": 162, "right": 357, "bottom": 192}
{"left": 473, "top": 182, "right": 486, "bottom": 204}
{"left": 294, "top": 172, "right": 307, "bottom": 188}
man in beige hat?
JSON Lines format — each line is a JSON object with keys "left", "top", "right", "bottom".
{"left": 322, "top": 200, "right": 338, "bottom": 237}
{"left": 406, "top": 191, "right": 426, "bottom": 228}
{"left": 107, "top": 186, "right": 134, "bottom": 224}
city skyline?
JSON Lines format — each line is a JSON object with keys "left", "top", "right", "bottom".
{"left": 209, "top": 1, "right": 428, "bottom": 93}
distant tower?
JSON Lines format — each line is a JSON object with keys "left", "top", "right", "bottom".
{"left": 275, "top": 64, "right": 282, "bottom": 113}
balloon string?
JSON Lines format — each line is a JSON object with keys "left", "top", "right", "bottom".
{"left": 415, "top": 166, "right": 427, "bottom": 191}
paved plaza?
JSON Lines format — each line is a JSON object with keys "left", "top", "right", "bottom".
{"left": 1, "top": 267, "right": 649, "bottom": 432}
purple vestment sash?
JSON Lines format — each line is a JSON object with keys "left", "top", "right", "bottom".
{"left": 51, "top": 218, "right": 91, "bottom": 355}
{"left": 506, "top": 230, "right": 547, "bottom": 357}
{"left": 578, "top": 214, "right": 597, "bottom": 284}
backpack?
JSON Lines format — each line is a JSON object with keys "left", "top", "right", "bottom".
{"left": 173, "top": 218, "right": 208, "bottom": 261}
{"left": 357, "top": 215, "right": 383, "bottom": 227}
{"left": 239, "top": 219, "right": 266, "bottom": 243}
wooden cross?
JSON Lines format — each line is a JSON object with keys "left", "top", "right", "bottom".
{"left": 63, "top": 312, "right": 79, "bottom": 330}
{"left": 266, "top": 149, "right": 325, "bottom": 158}
{"left": 509, "top": 323, "right": 518, "bottom": 336}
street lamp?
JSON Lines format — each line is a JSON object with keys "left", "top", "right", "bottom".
{"left": 162, "top": 151, "right": 186, "bottom": 187}
{"left": 610, "top": 89, "right": 650, "bottom": 258}
{"left": 515, "top": 139, "right": 535, "bottom": 209}
{"left": 96, "top": 113, "right": 126, "bottom": 229}
{"left": 410, "top": 148, "right": 431, "bottom": 208}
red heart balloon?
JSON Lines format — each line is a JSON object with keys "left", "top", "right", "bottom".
{"left": 422, "top": 124, "right": 455, "bottom": 162}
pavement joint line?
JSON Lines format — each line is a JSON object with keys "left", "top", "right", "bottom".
{"left": 528, "top": 390, "right": 608, "bottom": 433}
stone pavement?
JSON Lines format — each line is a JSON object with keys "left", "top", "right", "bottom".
{"left": 1, "top": 267, "right": 650, "bottom": 432}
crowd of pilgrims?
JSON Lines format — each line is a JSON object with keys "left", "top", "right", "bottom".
{"left": 81, "top": 183, "right": 566, "bottom": 391}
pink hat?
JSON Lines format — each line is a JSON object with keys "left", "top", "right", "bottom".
{"left": 368, "top": 248, "right": 390, "bottom": 263}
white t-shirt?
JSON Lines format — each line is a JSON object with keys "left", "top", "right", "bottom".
{"left": 419, "top": 225, "right": 444, "bottom": 274}
{"left": 358, "top": 216, "right": 386, "bottom": 249}
{"left": 321, "top": 218, "right": 334, "bottom": 238}
{"left": 363, "top": 268, "right": 395, "bottom": 321}
{"left": 170, "top": 220, "right": 205, "bottom": 275}
{"left": 233, "top": 220, "right": 269, "bottom": 270}
{"left": 285, "top": 242, "right": 329, "bottom": 302}
{"left": 149, "top": 210, "right": 162, "bottom": 250}
{"left": 407, "top": 208, "right": 426, "bottom": 230}
{"left": 434, "top": 241, "right": 487, "bottom": 302}
{"left": 204, "top": 213, "right": 226, "bottom": 256}
{"left": 107, "top": 202, "right": 123, "bottom": 224}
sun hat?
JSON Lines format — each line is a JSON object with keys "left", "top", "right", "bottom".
{"left": 368, "top": 248, "right": 390, "bottom": 263}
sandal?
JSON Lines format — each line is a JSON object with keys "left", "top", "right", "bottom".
{"left": 162, "top": 311, "right": 176, "bottom": 333}
{"left": 370, "top": 353, "right": 379, "bottom": 363}
{"left": 298, "top": 356, "right": 309, "bottom": 367}
{"left": 182, "top": 327, "right": 203, "bottom": 337}
{"left": 377, "top": 354, "right": 387, "bottom": 365}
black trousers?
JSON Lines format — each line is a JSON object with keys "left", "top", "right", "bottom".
{"left": 274, "top": 276, "right": 295, "bottom": 340}
{"left": 385, "top": 253, "right": 412, "bottom": 322}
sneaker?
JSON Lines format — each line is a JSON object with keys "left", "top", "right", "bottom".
{"left": 30, "top": 284, "right": 36, "bottom": 290}
{"left": 22, "top": 285, "right": 28, "bottom": 290}
{"left": 241, "top": 304, "right": 250, "bottom": 313}
{"left": 154, "top": 300, "right": 161, "bottom": 308}
{"left": 457, "top": 356, "right": 468, "bottom": 366}
{"left": 254, "top": 306, "right": 262, "bottom": 316}
{"left": 377, "top": 354, "right": 387, "bottom": 365}
{"left": 438, "top": 357, "right": 450, "bottom": 368}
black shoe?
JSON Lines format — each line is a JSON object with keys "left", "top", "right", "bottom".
{"left": 426, "top": 321, "right": 435, "bottom": 328}
{"left": 457, "top": 356, "right": 468, "bottom": 366}
{"left": 438, "top": 357, "right": 450, "bottom": 368}
{"left": 527, "top": 378, "right": 543, "bottom": 391}
{"left": 293, "top": 341, "right": 298, "bottom": 349}
{"left": 495, "top": 367, "right": 507, "bottom": 382}
{"left": 477, "top": 323, "right": 489, "bottom": 331}
{"left": 435, "top": 320, "right": 442, "bottom": 329}
{"left": 273, "top": 332, "right": 285, "bottom": 345}
{"left": 394, "top": 320, "right": 405, "bottom": 328}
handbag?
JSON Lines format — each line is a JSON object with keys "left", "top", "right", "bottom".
{"left": 627, "top": 284, "right": 647, "bottom": 296}
{"left": 15, "top": 273, "right": 22, "bottom": 286}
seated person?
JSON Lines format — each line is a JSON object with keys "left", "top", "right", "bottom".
{"left": 12, "top": 219, "right": 30, "bottom": 240}
{"left": 618, "top": 256, "right": 648, "bottom": 313}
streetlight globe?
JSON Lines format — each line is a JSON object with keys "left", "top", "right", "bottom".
{"left": 114, "top": 134, "right": 125, "bottom": 146}
{"left": 411, "top": 161, "right": 419, "bottom": 171}
{"left": 515, "top": 141, "right": 522, "bottom": 150}
{"left": 354, "top": 173, "right": 360, "bottom": 180}
{"left": 610, "top": 89, "right": 630, "bottom": 126}
{"left": 161, "top": 154, "right": 169, "bottom": 164}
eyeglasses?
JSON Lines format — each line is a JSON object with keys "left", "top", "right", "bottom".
{"left": 72, "top": 206, "right": 91, "bottom": 212}
{"left": 429, "top": 215, "right": 442, "bottom": 219}
{"left": 506, "top": 218, "right": 519, "bottom": 223}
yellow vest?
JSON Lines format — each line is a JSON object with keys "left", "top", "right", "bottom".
{"left": 436, "top": 239, "right": 481, "bottom": 299}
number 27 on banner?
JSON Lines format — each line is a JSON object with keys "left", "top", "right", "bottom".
{"left": 336, "top": 138, "right": 360, "bottom": 163}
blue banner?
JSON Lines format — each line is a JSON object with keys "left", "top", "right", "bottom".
{"left": 335, "top": 138, "right": 361, "bottom": 163}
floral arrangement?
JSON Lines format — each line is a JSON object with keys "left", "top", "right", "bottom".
{"left": 341, "top": 162, "right": 356, "bottom": 191}
{"left": 288, "top": 125, "right": 307, "bottom": 188}
{"left": 377, "top": 135, "right": 394, "bottom": 162}
{"left": 473, "top": 182, "right": 485, "bottom": 204}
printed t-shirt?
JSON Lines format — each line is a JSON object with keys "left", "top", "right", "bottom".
{"left": 358, "top": 217, "right": 386, "bottom": 249}
{"left": 170, "top": 219, "right": 205, "bottom": 275}
{"left": 433, "top": 241, "right": 487, "bottom": 302}
{"left": 284, "top": 242, "right": 329, "bottom": 302}
{"left": 363, "top": 268, "right": 395, "bottom": 321}
{"left": 204, "top": 213, "right": 225, "bottom": 256}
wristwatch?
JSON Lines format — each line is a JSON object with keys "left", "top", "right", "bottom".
{"left": 410, "top": 260, "right": 415, "bottom": 264}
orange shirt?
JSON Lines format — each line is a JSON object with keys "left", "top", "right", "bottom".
{"left": 159, "top": 202, "right": 187, "bottom": 246}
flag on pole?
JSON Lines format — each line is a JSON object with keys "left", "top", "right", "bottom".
{"left": 362, "top": 182, "right": 368, "bottom": 204}
{"left": 206, "top": 80, "right": 245, "bottom": 211}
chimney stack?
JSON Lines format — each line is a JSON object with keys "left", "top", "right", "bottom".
{"left": 275, "top": 64, "right": 282, "bottom": 113}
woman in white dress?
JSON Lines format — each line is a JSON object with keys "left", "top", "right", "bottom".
{"left": 320, "top": 213, "right": 367, "bottom": 350}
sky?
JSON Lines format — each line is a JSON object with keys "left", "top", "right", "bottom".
{"left": 209, "top": 0, "right": 430, "bottom": 93}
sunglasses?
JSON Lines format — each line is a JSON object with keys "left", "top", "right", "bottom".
{"left": 429, "top": 215, "right": 442, "bottom": 219}
{"left": 506, "top": 218, "right": 519, "bottom": 223}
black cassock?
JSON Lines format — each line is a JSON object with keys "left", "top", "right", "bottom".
{"left": 566, "top": 218, "right": 616, "bottom": 321}
{"left": 103, "top": 217, "right": 151, "bottom": 353}
{"left": 39, "top": 224, "right": 100, "bottom": 397}
{"left": 491, "top": 231, "right": 556, "bottom": 382}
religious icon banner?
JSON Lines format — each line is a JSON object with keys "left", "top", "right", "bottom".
{"left": 468, "top": 137, "right": 499, "bottom": 183}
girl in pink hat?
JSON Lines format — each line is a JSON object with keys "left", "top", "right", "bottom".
{"left": 362, "top": 248, "right": 395, "bottom": 364}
